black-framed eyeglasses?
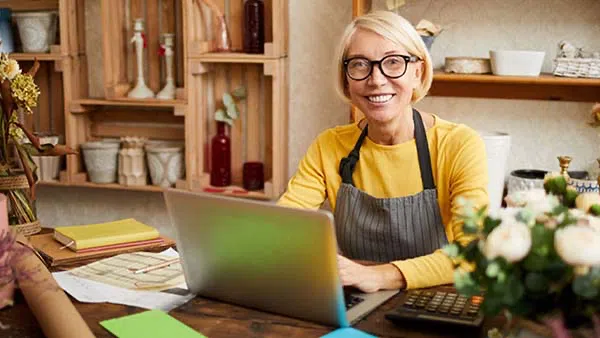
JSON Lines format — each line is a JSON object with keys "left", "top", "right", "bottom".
{"left": 343, "top": 54, "right": 421, "bottom": 81}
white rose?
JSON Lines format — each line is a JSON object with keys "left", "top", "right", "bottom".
{"left": 484, "top": 219, "right": 532, "bottom": 262}
{"left": 555, "top": 225, "right": 600, "bottom": 266}
{"left": 504, "top": 189, "right": 546, "bottom": 207}
{"left": 575, "top": 193, "right": 600, "bottom": 213}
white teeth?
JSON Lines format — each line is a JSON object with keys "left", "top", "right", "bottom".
{"left": 367, "top": 94, "right": 393, "bottom": 103}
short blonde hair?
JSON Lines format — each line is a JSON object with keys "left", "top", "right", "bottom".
{"left": 334, "top": 11, "right": 433, "bottom": 104}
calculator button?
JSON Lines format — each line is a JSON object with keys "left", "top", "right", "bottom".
{"left": 423, "top": 291, "right": 435, "bottom": 297}
{"left": 450, "top": 310, "right": 461, "bottom": 316}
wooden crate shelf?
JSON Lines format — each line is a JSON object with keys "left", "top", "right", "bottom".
{"left": 38, "top": 180, "right": 165, "bottom": 192}
{"left": 10, "top": 53, "right": 64, "bottom": 61}
{"left": 1, "top": 0, "right": 59, "bottom": 11}
{"left": 185, "top": 0, "right": 288, "bottom": 58}
{"left": 101, "top": 0, "right": 186, "bottom": 100}
{"left": 71, "top": 98, "right": 186, "bottom": 116}
{"left": 186, "top": 57, "right": 288, "bottom": 199}
{"left": 33, "top": 0, "right": 288, "bottom": 200}
{"left": 190, "top": 52, "right": 281, "bottom": 63}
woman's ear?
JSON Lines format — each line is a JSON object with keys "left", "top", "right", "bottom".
{"left": 412, "top": 61, "right": 424, "bottom": 89}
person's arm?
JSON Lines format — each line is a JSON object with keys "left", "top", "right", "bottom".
{"left": 277, "top": 136, "right": 328, "bottom": 210}
{"left": 390, "top": 128, "right": 489, "bottom": 290}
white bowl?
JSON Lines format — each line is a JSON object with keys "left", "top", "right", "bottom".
{"left": 489, "top": 50, "right": 545, "bottom": 76}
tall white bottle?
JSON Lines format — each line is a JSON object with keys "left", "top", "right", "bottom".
{"left": 156, "top": 33, "right": 176, "bottom": 100}
{"left": 128, "top": 18, "right": 154, "bottom": 99}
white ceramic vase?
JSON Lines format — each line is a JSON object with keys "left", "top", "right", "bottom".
{"left": 13, "top": 11, "right": 58, "bottom": 52}
{"left": 118, "top": 148, "right": 147, "bottom": 186}
{"left": 146, "top": 143, "right": 184, "bottom": 187}
{"left": 479, "top": 131, "right": 511, "bottom": 214}
{"left": 81, "top": 141, "right": 120, "bottom": 184}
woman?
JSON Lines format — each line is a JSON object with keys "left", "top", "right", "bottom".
{"left": 277, "top": 11, "right": 488, "bottom": 292}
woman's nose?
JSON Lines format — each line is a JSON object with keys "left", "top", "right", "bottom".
{"left": 367, "top": 65, "right": 387, "bottom": 86}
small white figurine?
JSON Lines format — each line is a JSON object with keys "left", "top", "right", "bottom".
{"left": 156, "top": 33, "right": 176, "bottom": 100}
{"left": 128, "top": 18, "right": 154, "bottom": 99}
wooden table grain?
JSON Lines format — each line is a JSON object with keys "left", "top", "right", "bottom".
{"left": 1, "top": 288, "right": 505, "bottom": 338}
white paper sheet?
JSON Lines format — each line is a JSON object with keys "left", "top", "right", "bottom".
{"left": 52, "top": 248, "right": 194, "bottom": 311}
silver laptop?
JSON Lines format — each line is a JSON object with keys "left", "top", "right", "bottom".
{"left": 164, "top": 189, "right": 398, "bottom": 327}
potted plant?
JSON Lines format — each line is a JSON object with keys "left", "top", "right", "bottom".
{"left": 446, "top": 173, "right": 600, "bottom": 337}
{"left": 0, "top": 53, "right": 76, "bottom": 235}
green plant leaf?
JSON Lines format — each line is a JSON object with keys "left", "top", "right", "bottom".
{"left": 573, "top": 275, "right": 599, "bottom": 299}
{"left": 442, "top": 243, "right": 459, "bottom": 258}
{"left": 215, "top": 109, "right": 233, "bottom": 126}
{"left": 225, "top": 104, "right": 239, "bottom": 119}
{"left": 231, "top": 86, "right": 246, "bottom": 99}
{"left": 223, "top": 93, "right": 235, "bottom": 109}
{"left": 502, "top": 275, "right": 525, "bottom": 305}
{"left": 483, "top": 216, "right": 501, "bottom": 235}
{"left": 523, "top": 253, "right": 548, "bottom": 272}
{"left": 525, "top": 272, "right": 549, "bottom": 293}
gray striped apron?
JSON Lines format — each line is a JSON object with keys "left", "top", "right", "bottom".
{"left": 334, "top": 109, "right": 448, "bottom": 262}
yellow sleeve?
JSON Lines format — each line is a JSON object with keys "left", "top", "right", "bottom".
{"left": 392, "top": 128, "right": 489, "bottom": 289}
{"left": 277, "top": 137, "right": 328, "bottom": 210}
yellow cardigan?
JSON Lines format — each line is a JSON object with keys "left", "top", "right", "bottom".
{"left": 277, "top": 115, "right": 489, "bottom": 289}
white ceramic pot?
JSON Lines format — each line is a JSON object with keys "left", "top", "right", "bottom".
{"left": 13, "top": 11, "right": 58, "bottom": 53}
{"left": 81, "top": 141, "right": 120, "bottom": 184}
{"left": 489, "top": 50, "right": 545, "bottom": 76}
{"left": 145, "top": 143, "right": 184, "bottom": 188}
{"left": 479, "top": 131, "right": 511, "bottom": 214}
{"left": 32, "top": 155, "right": 60, "bottom": 181}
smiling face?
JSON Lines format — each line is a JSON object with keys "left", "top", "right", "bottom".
{"left": 345, "top": 28, "right": 422, "bottom": 124}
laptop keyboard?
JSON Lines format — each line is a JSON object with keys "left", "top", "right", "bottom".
{"left": 344, "top": 289, "right": 365, "bottom": 309}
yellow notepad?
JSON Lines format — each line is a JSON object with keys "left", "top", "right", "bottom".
{"left": 53, "top": 219, "right": 160, "bottom": 251}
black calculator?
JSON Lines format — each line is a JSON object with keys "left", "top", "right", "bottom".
{"left": 385, "top": 289, "right": 485, "bottom": 328}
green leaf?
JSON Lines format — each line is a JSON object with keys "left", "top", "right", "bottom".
{"left": 590, "top": 204, "right": 600, "bottom": 216}
{"left": 442, "top": 244, "right": 459, "bottom": 258}
{"left": 573, "top": 275, "right": 599, "bottom": 299}
{"left": 231, "top": 86, "right": 246, "bottom": 99}
{"left": 502, "top": 275, "right": 525, "bottom": 305}
{"left": 483, "top": 216, "right": 501, "bottom": 235}
{"left": 225, "top": 104, "right": 239, "bottom": 119}
{"left": 223, "top": 92, "right": 235, "bottom": 107}
{"left": 563, "top": 189, "right": 578, "bottom": 208}
{"left": 544, "top": 176, "right": 567, "bottom": 196}
{"left": 214, "top": 109, "right": 233, "bottom": 126}
{"left": 486, "top": 261, "right": 500, "bottom": 278}
{"left": 525, "top": 272, "right": 549, "bottom": 293}
{"left": 523, "top": 253, "right": 548, "bottom": 272}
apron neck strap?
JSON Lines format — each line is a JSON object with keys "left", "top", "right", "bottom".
{"left": 413, "top": 109, "right": 435, "bottom": 190}
{"left": 339, "top": 125, "right": 368, "bottom": 185}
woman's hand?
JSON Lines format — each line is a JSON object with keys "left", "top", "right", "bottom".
{"left": 337, "top": 255, "right": 406, "bottom": 293}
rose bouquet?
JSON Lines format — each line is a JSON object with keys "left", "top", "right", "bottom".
{"left": 445, "top": 173, "right": 600, "bottom": 336}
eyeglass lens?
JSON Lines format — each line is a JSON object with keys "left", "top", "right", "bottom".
{"left": 346, "top": 55, "right": 408, "bottom": 80}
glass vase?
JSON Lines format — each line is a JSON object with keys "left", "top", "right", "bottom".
{"left": 210, "top": 122, "right": 231, "bottom": 187}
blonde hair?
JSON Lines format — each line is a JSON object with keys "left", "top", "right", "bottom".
{"left": 334, "top": 11, "right": 433, "bottom": 104}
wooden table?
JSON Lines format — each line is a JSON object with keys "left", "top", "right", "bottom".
{"left": 1, "top": 288, "right": 505, "bottom": 337}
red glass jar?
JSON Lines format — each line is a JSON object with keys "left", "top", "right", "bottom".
{"left": 243, "top": 161, "right": 264, "bottom": 191}
{"left": 243, "top": 0, "right": 264, "bottom": 54}
{"left": 210, "top": 122, "right": 231, "bottom": 187}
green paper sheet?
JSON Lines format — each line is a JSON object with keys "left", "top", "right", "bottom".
{"left": 100, "top": 310, "right": 207, "bottom": 338}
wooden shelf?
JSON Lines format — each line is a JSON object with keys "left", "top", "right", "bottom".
{"left": 190, "top": 52, "right": 283, "bottom": 64}
{"left": 430, "top": 71, "right": 600, "bottom": 102}
{"left": 9, "top": 53, "right": 64, "bottom": 61}
{"left": 72, "top": 98, "right": 187, "bottom": 109}
{"left": 38, "top": 180, "right": 165, "bottom": 192}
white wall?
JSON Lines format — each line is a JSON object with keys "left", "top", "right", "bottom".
{"left": 36, "top": 0, "right": 600, "bottom": 230}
